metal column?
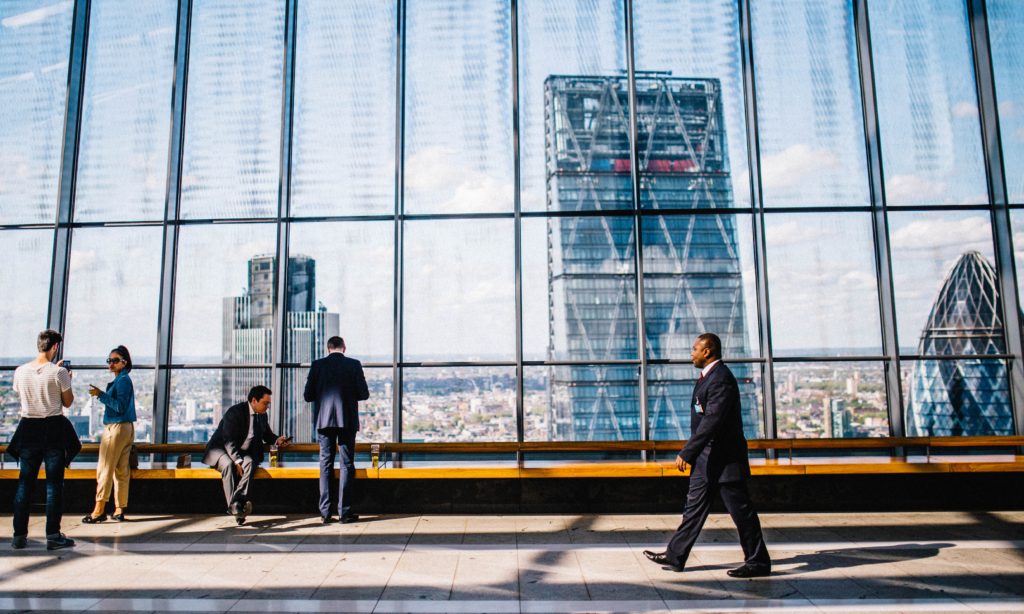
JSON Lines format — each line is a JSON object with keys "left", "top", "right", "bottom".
{"left": 966, "top": 0, "right": 1024, "bottom": 437}
{"left": 153, "top": 0, "right": 193, "bottom": 444}
{"left": 853, "top": 0, "right": 905, "bottom": 437}
{"left": 48, "top": 0, "right": 92, "bottom": 336}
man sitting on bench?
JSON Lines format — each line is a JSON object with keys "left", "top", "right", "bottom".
{"left": 203, "top": 385, "right": 290, "bottom": 525}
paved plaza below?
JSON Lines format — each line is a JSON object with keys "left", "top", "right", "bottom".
{"left": 1, "top": 511, "right": 1022, "bottom": 613}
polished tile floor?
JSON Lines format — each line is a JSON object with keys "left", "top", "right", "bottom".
{"left": 1, "top": 511, "right": 1022, "bottom": 613}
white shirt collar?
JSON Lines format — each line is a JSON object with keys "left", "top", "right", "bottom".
{"left": 248, "top": 403, "right": 257, "bottom": 416}
{"left": 701, "top": 359, "right": 721, "bottom": 378}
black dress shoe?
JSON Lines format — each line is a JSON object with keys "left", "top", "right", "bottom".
{"left": 321, "top": 515, "right": 334, "bottom": 525}
{"left": 340, "top": 514, "right": 360, "bottom": 524}
{"left": 81, "top": 514, "right": 107, "bottom": 524}
{"left": 727, "top": 563, "right": 771, "bottom": 578}
{"left": 642, "top": 550, "right": 684, "bottom": 572}
{"left": 111, "top": 513, "right": 125, "bottom": 522}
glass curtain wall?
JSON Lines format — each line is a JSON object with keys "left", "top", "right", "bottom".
{"left": 1, "top": 0, "right": 1022, "bottom": 445}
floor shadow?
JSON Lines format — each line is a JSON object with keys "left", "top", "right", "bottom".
{"left": 693, "top": 543, "right": 957, "bottom": 576}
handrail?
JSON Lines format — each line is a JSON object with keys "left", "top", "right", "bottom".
{"left": 2, "top": 435, "right": 1022, "bottom": 458}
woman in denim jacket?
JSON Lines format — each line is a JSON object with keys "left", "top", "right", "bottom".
{"left": 82, "top": 345, "right": 137, "bottom": 523}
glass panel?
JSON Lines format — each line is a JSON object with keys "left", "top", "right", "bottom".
{"left": 774, "top": 361, "right": 889, "bottom": 438}
{"left": 281, "top": 367, "right": 392, "bottom": 444}
{"left": 643, "top": 214, "right": 758, "bottom": 360}
{"left": 649, "top": 363, "right": 762, "bottom": 440}
{"left": 1012, "top": 209, "right": 1024, "bottom": 314}
{"left": 902, "top": 358, "right": 1013, "bottom": 436}
{"left": 988, "top": 0, "right": 1024, "bottom": 203}
{"left": 172, "top": 224, "right": 277, "bottom": 363}
{"left": 0, "top": 229, "right": 53, "bottom": 365}
{"left": 403, "top": 0, "right": 513, "bottom": 214}
{"left": 524, "top": 365, "right": 639, "bottom": 442}
{"left": 179, "top": 0, "right": 284, "bottom": 219}
{"left": 765, "top": 213, "right": 882, "bottom": 356}
{"left": 74, "top": 0, "right": 176, "bottom": 222}
{"left": 290, "top": 0, "right": 396, "bottom": 217}
{"left": 522, "top": 216, "right": 637, "bottom": 362}
{"left": 63, "top": 227, "right": 163, "bottom": 365}
{"left": 888, "top": 211, "right": 1000, "bottom": 355}
{"left": 633, "top": 0, "right": 749, "bottom": 208}
{"left": 403, "top": 219, "right": 514, "bottom": 361}
{"left": 0, "top": 1, "right": 73, "bottom": 224}
{"left": 869, "top": 0, "right": 987, "bottom": 206}
{"left": 751, "top": 0, "right": 869, "bottom": 207}
{"left": 518, "top": 0, "right": 629, "bottom": 212}
{"left": 287, "top": 221, "right": 393, "bottom": 363}
{"left": 402, "top": 366, "right": 515, "bottom": 442}
{"left": 1, "top": 371, "right": 18, "bottom": 441}
{"left": 168, "top": 367, "right": 270, "bottom": 443}
{"left": 68, "top": 368, "right": 154, "bottom": 443}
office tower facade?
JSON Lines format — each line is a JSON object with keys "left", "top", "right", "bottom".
{"left": 544, "top": 74, "right": 757, "bottom": 441}
{"left": 223, "top": 255, "right": 338, "bottom": 441}
{"left": 907, "top": 251, "right": 1014, "bottom": 436}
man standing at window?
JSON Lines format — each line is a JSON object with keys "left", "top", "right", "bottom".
{"left": 304, "top": 336, "right": 369, "bottom": 524}
{"left": 643, "top": 333, "right": 772, "bottom": 577}
{"left": 203, "top": 385, "right": 290, "bottom": 525}
{"left": 9, "top": 329, "right": 78, "bottom": 551}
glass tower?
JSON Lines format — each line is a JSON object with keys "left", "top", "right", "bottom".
{"left": 223, "top": 255, "right": 339, "bottom": 441}
{"left": 907, "top": 251, "right": 1014, "bottom": 436}
{"left": 544, "top": 74, "right": 757, "bottom": 441}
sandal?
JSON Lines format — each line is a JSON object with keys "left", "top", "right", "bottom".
{"left": 81, "top": 514, "right": 107, "bottom": 524}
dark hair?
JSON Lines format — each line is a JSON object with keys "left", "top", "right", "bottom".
{"left": 37, "top": 329, "right": 63, "bottom": 353}
{"left": 327, "top": 336, "right": 345, "bottom": 350}
{"left": 110, "top": 345, "right": 132, "bottom": 373}
{"left": 248, "top": 385, "right": 272, "bottom": 403}
{"left": 696, "top": 332, "right": 723, "bottom": 359}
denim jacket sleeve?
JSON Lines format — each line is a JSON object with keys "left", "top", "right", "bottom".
{"left": 97, "top": 374, "right": 133, "bottom": 417}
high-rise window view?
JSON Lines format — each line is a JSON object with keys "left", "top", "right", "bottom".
{"left": 1, "top": 0, "right": 1022, "bottom": 446}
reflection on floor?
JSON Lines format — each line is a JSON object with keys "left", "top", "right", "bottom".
{"left": 1, "top": 511, "right": 1022, "bottom": 613}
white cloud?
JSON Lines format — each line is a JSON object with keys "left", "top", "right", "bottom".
{"left": 890, "top": 215, "right": 991, "bottom": 251}
{"left": 765, "top": 220, "right": 826, "bottom": 248}
{"left": 1015, "top": 127, "right": 1024, "bottom": 143}
{"left": 404, "top": 146, "right": 512, "bottom": 212}
{"left": 69, "top": 249, "right": 97, "bottom": 273}
{"left": 999, "top": 100, "right": 1016, "bottom": 118}
{"left": 952, "top": 101, "right": 978, "bottom": 119}
{"left": 886, "top": 174, "right": 949, "bottom": 204}
{"left": 1, "top": 1, "right": 71, "bottom": 28}
{"left": 759, "top": 144, "right": 841, "bottom": 192}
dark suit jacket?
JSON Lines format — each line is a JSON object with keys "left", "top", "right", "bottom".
{"left": 203, "top": 402, "right": 278, "bottom": 467}
{"left": 678, "top": 361, "right": 751, "bottom": 484}
{"left": 303, "top": 352, "right": 369, "bottom": 433}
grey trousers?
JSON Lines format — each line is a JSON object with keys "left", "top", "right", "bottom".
{"left": 213, "top": 454, "right": 255, "bottom": 513}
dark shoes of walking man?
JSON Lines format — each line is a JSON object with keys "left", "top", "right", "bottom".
{"left": 303, "top": 336, "right": 369, "bottom": 525}
{"left": 643, "top": 333, "right": 772, "bottom": 578}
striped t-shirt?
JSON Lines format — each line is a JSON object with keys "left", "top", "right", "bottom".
{"left": 12, "top": 361, "right": 72, "bottom": 418}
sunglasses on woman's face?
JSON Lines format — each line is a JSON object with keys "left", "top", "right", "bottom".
{"left": 106, "top": 358, "right": 123, "bottom": 365}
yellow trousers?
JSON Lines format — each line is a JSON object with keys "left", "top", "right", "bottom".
{"left": 95, "top": 422, "right": 134, "bottom": 508}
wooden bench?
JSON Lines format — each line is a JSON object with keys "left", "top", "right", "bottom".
{"left": 2, "top": 437, "right": 1022, "bottom": 479}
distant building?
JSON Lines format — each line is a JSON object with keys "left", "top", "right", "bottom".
{"left": 907, "top": 251, "right": 1014, "bottom": 436}
{"left": 223, "top": 255, "right": 338, "bottom": 442}
{"left": 544, "top": 73, "right": 757, "bottom": 441}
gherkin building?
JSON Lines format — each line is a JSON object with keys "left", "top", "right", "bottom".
{"left": 907, "top": 251, "right": 1014, "bottom": 436}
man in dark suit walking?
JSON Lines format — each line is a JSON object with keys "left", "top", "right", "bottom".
{"left": 643, "top": 333, "right": 771, "bottom": 577}
{"left": 303, "top": 336, "right": 369, "bottom": 524}
{"left": 203, "top": 385, "right": 290, "bottom": 525}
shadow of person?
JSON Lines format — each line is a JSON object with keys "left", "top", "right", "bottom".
{"left": 772, "top": 543, "right": 956, "bottom": 575}
{"left": 681, "top": 543, "right": 955, "bottom": 575}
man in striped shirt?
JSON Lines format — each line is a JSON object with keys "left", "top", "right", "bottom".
{"left": 10, "top": 329, "right": 75, "bottom": 551}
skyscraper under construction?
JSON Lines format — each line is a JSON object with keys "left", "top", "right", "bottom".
{"left": 544, "top": 73, "right": 758, "bottom": 441}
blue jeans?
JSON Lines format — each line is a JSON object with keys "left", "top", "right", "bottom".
{"left": 318, "top": 428, "right": 356, "bottom": 518}
{"left": 13, "top": 447, "right": 65, "bottom": 537}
